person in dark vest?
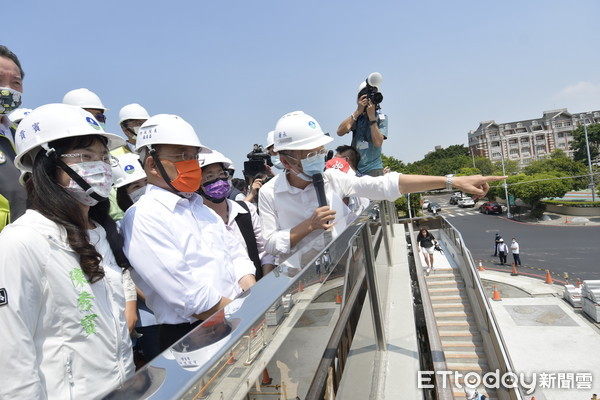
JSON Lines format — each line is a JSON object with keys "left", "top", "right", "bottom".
{"left": 198, "top": 150, "right": 275, "bottom": 279}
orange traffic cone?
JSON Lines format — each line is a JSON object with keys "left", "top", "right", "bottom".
{"left": 262, "top": 368, "right": 272, "bottom": 385}
{"left": 227, "top": 351, "right": 235, "bottom": 365}
{"left": 493, "top": 285, "right": 502, "bottom": 301}
{"left": 478, "top": 260, "right": 485, "bottom": 271}
{"left": 565, "top": 217, "right": 570, "bottom": 224}
{"left": 298, "top": 281, "right": 303, "bottom": 292}
{"left": 511, "top": 262, "right": 518, "bottom": 276}
{"left": 335, "top": 291, "right": 342, "bottom": 304}
{"left": 545, "top": 269, "right": 553, "bottom": 284}
{"left": 576, "top": 278, "right": 582, "bottom": 288}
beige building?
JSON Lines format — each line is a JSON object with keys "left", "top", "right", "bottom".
{"left": 468, "top": 108, "right": 600, "bottom": 168}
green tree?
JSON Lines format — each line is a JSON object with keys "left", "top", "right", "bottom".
{"left": 394, "top": 193, "right": 423, "bottom": 217}
{"left": 508, "top": 173, "right": 572, "bottom": 214}
{"left": 405, "top": 145, "right": 471, "bottom": 176}
{"left": 474, "top": 157, "right": 494, "bottom": 175}
{"left": 456, "top": 167, "right": 480, "bottom": 176}
{"left": 382, "top": 154, "right": 407, "bottom": 172}
{"left": 570, "top": 123, "right": 600, "bottom": 163}
{"left": 523, "top": 149, "right": 588, "bottom": 190}
{"left": 492, "top": 159, "right": 519, "bottom": 176}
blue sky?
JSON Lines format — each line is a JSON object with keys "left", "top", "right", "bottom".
{"left": 8, "top": 0, "right": 600, "bottom": 173}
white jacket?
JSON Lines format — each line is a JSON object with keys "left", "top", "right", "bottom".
{"left": 0, "top": 210, "right": 135, "bottom": 399}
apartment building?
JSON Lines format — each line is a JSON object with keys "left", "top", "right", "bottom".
{"left": 467, "top": 108, "right": 600, "bottom": 168}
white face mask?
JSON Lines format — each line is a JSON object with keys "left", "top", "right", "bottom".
{"left": 128, "top": 186, "right": 146, "bottom": 203}
{"left": 63, "top": 161, "right": 113, "bottom": 206}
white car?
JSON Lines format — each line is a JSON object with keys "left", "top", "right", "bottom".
{"left": 457, "top": 197, "right": 475, "bottom": 208}
{"left": 422, "top": 199, "right": 430, "bottom": 210}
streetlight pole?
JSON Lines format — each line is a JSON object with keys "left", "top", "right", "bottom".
{"left": 581, "top": 114, "right": 596, "bottom": 202}
{"left": 499, "top": 137, "right": 512, "bottom": 219}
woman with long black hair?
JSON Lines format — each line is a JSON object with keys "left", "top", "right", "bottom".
{"left": 0, "top": 104, "right": 135, "bottom": 399}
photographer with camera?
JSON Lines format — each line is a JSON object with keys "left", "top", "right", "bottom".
{"left": 243, "top": 143, "right": 274, "bottom": 204}
{"left": 337, "top": 72, "right": 388, "bottom": 177}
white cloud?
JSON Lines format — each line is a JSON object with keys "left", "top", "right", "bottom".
{"left": 552, "top": 82, "right": 600, "bottom": 111}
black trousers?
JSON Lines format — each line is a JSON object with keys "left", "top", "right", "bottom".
{"left": 512, "top": 253, "right": 522, "bottom": 266}
{"left": 158, "top": 319, "right": 203, "bottom": 353}
{"left": 498, "top": 251, "right": 507, "bottom": 264}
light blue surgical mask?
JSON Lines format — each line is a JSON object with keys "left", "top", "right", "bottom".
{"left": 298, "top": 153, "right": 325, "bottom": 181}
{"left": 271, "top": 155, "right": 285, "bottom": 170}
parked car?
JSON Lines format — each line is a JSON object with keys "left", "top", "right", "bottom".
{"left": 479, "top": 201, "right": 502, "bottom": 214}
{"left": 457, "top": 197, "right": 475, "bottom": 208}
{"left": 422, "top": 199, "right": 431, "bottom": 210}
{"left": 449, "top": 192, "right": 464, "bottom": 205}
{"left": 427, "top": 202, "right": 442, "bottom": 215}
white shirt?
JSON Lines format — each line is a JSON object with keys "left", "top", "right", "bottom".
{"left": 510, "top": 241, "right": 520, "bottom": 254}
{"left": 258, "top": 168, "right": 402, "bottom": 256}
{"left": 222, "top": 199, "right": 276, "bottom": 266}
{"left": 121, "top": 184, "right": 256, "bottom": 324}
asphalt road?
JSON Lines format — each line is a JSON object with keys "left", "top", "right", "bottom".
{"left": 424, "top": 193, "right": 600, "bottom": 282}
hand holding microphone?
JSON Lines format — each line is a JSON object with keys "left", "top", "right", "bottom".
{"left": 312, "top": 173, "right": 335, "bottom": 230}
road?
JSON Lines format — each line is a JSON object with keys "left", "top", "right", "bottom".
{"left": 422, "top": 193, "right": 600, "bottom": 282}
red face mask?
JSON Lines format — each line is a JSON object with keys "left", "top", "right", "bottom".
{"left": 162, "top": 159, "right": 203, "bottom": 193}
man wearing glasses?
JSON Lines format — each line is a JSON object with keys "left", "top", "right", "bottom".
{"left": 63, "top": 88, "right": 108, "bottom": 128}
{"left": 121, "top": 114, "right": 256, "bottom": 351}
{"left": 259, "top": 111, "right": 506, "bottom": 257}
{"left": 0, "top": 45, "right": 26, "bottom": 232}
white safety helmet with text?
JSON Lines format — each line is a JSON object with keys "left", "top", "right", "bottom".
{"left": 266, "top": 130, "right": 275, "bottom": 149}
{"left": 198, "top": 150, "right": 232, "bottom": 170}
{"left": 14, "top": 103, "right": 125, "bottom": 172}
{"left": 135, "top": 114, "right": 211, "bottom": 154}
{"left": 112, "top": 153, "right": 147, "bottom": 188}
{"left": 8, "top": 107, "right": 33, "bottom": 124}
{"left": 273, "top": 111, "right": 333, "bottom": 152}
{"left": 119, "top": 103, "right": 150, "bottom": 125}
{"left": 62, "top": 88, "right": 108, "bottom": 111}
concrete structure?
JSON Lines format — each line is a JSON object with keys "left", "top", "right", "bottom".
{"left": 468, "top": 109, "right": 600, "bottom": 168}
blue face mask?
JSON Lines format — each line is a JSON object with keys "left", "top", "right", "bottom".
{"left": 297, "top": 153, "right": 325, "bottom": 181}
{"left": 271, "top": 155, "right": 285, "bottom": 170}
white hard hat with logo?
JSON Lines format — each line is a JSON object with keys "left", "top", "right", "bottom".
{"left": 135, "top": 114, "right": 211, "bottom": 154}
{"left": 273, "top": 111, "right": 333, "bottom": 152}
{"left": 62, "top": 88, "right": 108, "bottom": 111}
{"left": 119, "top": 103, "right": 150, "bottom": 125}
{"left": 112, "top": 153, "right": 147, "bottom": 188}
{"left": 8, "top": 108, "right": 33, "bottom": 124}
{"left": 198, "top": 150, "right": 232, "bottom": 170}
{"left": 14, "top": 103, "right": 125, "bottom": 172}
{"left": 266, "top": 130, "right": 275, "bottom": 149}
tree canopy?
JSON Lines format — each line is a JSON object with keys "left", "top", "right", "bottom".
{"left": 570, "top": 123, "right": 600, "bottom": 163}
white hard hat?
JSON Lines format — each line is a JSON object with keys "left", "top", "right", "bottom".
{"left": 135, "top": 114, "right": 210, "bottom": 154}
{"left": 112, "top": 153, "right": 147, "bottom": 188}
{"left": 273, "top": 111, "right": 333, "bottom": 152}
{"left": 62, "top": 88, "right": 108, "bottom": 111}
{"left": 8, "top": 108, "right": 33, "bottom": 124}
{"left": 198, "top": 149, "right": 232, "bottom": 170}
{"left": 358, "top": 72, "right": 383, "bottom": 93}
{"left": 266, "top": 130, "right": 275, "bottom": 148}
{"left": 14, "top": 103, "right": 125, "bottom": 172}
{"left": 118, "top": 103, "right": 150, "bottom": 125}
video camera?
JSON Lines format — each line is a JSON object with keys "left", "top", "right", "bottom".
{"left": 243, "top": 144, "right": 272, "bottom": 181}
{"left": 363, "top": 72, "right": 383, "bottom": 105}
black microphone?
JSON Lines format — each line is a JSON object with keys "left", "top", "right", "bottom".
{"left": 313, "top": 173, "right": 327, "bottom": 208}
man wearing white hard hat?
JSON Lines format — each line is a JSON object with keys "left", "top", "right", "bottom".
{"left": 120, "top": 114, "right": 256, "bottom": 351}
{"left": 63, "top": 88, "right": 109, "bottom": 129}
{"left": 0, "top": 45, "right": 27, "bottom": 232}
{"left": 118, "top": 103, "right": 150, "bottom": 150}
{"left": 337, "top": 72, "right": 388, "bottom": 177}
{"left": 259, "top": 111, "right": 506, "bottom": 256}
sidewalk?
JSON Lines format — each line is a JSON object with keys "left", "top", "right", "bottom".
{"left": 480, "top": 270, "right": 600, "bottom": 400}
{"left": 506, "top": 212, "right": 600, "bottom": 226}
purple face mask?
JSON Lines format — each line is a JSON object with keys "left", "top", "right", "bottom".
{"left": 202, "top": 178, "right": 230, "bottom": 202}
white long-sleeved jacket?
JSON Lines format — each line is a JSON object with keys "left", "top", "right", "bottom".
{"left": 0, "top": 210, "right": 135, "bottom": 399}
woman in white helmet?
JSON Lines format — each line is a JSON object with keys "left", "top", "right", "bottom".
{"left": 112, "top": 152, "right": 148, "bottom": 212}
{"left": 259, "top": 111, "right": 506, "bottom": 256}
{"left": 198, "top": 150, "right": 275, "bottom": 279}
{"left": 0, "top": 104, "right": 135, "bottom": 399}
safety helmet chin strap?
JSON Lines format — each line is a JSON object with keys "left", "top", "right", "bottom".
{"left": 147, "top": 146, "right": 188, "bottom": 197}
{"left": 44, "top": 145, "right": 107, "bottom": 203}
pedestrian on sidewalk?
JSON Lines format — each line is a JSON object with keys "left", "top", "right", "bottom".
{"left": 493, "top": 233, "right": 501, "bottom": 256}
{"left": 510, "top": 237, "right": 521, "bottom": 266}
{"left": 416, "top": 228, "right": 436, "bottom": 273}
{"left": 496, "top": 238, "right": 508, "bottom": 265}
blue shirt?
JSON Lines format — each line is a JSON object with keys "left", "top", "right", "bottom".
{"left": 351, "top": 111, "right": 388, "bottom": 174}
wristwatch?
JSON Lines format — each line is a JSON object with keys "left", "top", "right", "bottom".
{"left": 446, "top": 175, "right": 453, "bottom": 191}
{"left": 369, "top": 120, "right": 377, "bottom": 125}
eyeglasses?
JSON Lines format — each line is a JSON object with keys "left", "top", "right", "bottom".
{"left": 283, "top": 148, "right": 327, "bottom": 162}
{"left": 158, "top": 151, "right": 199, "bottom": 162}
{"left": 60, "top": 152, "right": 116, "bottom": 165}
{"left": 91, "top": 113, "right": 106, "bottom": 124}
{"left": 202, "top": 170, "right": 229, "bottom": 182}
